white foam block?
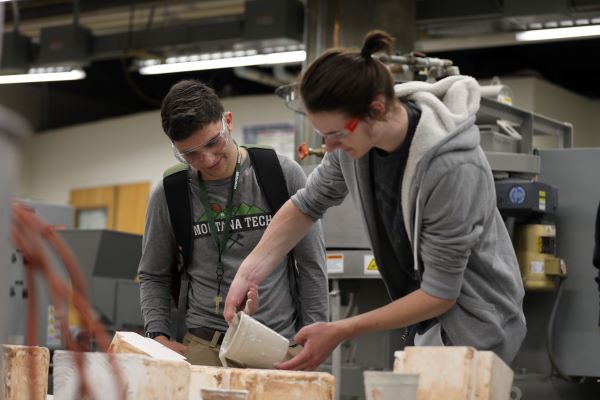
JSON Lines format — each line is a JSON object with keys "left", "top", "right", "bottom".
{"left": 53, "top": 350, "right": 190, "bottom": 400}
{"left": 473, "top": 351, "right": 514, "bottom": 400}
{"left": 393, "top": 346, "right": 513, "bottom": 400}
{"left": 108, "top": 331, "right": 188, "bottom": 363}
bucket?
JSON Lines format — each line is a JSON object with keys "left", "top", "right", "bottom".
{"left": 219, "top": 311, "right": 289, "bottom": 369}
{"left": 201, "top": 388, "right": 249, "bottom": 400}
{"left": 363, "top": 371, "right": 419, "bottom": 400}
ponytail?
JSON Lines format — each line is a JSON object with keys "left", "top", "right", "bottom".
{"left": 300, "top": 30, "right": 396, "bottom": 118}
{"left": 360, "top": 30, "right": 395, "bottom": 60}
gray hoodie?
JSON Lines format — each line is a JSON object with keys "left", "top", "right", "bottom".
{"left": 292, "top": 75, "right": 526, "bottom": 363}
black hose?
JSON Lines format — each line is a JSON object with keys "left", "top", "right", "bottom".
{"left": 545, "top": 277, "right": 580, "bottom": 382}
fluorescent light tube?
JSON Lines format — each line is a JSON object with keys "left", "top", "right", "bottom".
{"left": 139, "top": 50, "right": 306, "bottom": 75}
{"left": 516, "top": 24, "right": 600, "bottom": 41}
{"left": 0, "top": 69, "right": 86, "bottom": 84}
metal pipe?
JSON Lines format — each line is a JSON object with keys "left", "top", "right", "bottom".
{"left": 10, "top": 0, "right": 19, "bottom": 33}
{"left": 0, "top": 9, "right": 6, "bottom": 400}
{"left": 378, "top": 53, "right": 454, "bottom": 68}
{"left": 72, "top": 0, "right": 80, "bottom": 26}
{"left": 232, "top": 66, "right": 287, "bottom": 88}
{"left": 0, "top": 3, "right": 4, "bottom": 61}
{"left": 330, "top": 279, "right": 341, "bottom": 400}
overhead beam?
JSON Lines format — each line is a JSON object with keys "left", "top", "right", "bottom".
{"left": 92, "top": 17, "right": 245, "bottom": 60}
{"left": 2, "top": 0, "right": 245, "bottom": 39}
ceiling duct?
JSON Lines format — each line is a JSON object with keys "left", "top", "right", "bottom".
{"left": 503, "top": 0, "right": 570, "bottom": 17}
{"left": 418, "top": 0, "right": 600, "bottom": 38}
{"left": 1, "top": 1, "right": 35, "bottom": 73}
{"left": 243, "top": 0, "right": 304, "bottom": 48}
{"left": 417, "top": 0, "right": 503, "bottom": 22}
{"left": 94, "top": 17, "right": 245, "bottom": 60}
{"left": 571, "top": 0, "right": 600, "bottom": 11}
{"left": 38, "top": 24, "right": 92, "bottom": 66}
{"left": 135, "top": 0, "right": 305, "bottom": 76}
{"left": 502, "top": 0, "right": 600, "bottom": 30}
{"left": 1, "top": 0, "right": 305, "bottom": 70}
{"left": 37, "top": 1, "right": 92, "bottom": 68}
{"left": 1, "top": 31, "right": 35, "bottom": 73}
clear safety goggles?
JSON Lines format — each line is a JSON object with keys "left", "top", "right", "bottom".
{"left": 172, "top": 114, "right": 230, "bottom": 164}
{"left": 313, "top": 117, "right": 359, "bottom": 141}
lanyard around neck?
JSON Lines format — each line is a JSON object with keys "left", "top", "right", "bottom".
{"left": 197, "top": 141, "right": 241, "bottom": 262}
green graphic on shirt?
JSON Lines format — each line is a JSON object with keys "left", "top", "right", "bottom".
{"left": 193, "top": 202, "right": 272, "bottom": 239}
{"left": 198, "top": 202, "right": 264, "bottom": 221}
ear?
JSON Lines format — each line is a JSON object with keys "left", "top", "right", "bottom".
{"left": 368, "top": 95, "right": 387, "bottom": 119}
{"left": 224, "top": 111, "right": 233, "bottom": 128}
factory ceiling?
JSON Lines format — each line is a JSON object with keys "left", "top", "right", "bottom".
{"left": 1, "top": 0, "right": 600, "bottom": 132}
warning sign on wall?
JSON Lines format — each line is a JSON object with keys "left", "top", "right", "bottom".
{"left": 326, "top": 253, "right": 344, "bottom": 274}
{"left": 363, "top": 254, "right": 380, "bottom": 275}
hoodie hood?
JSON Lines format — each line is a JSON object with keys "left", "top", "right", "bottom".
{"left": 395, "top": 75, "right": 482, "bottom": 240}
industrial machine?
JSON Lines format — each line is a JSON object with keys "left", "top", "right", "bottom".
{"left": 0, "top": 104, "right": 31, "bottom": 400}
{"left": 452, "top": 84, "right": 599, "bottom": 398}
{"left": 515, "top": 223, "right": 567, "bottom": 291}
{"left": 476, "top": 92, "right": 572, "bottom": 293}
{"left": 495, "top": 180, "right": 567, "bottom": 291}
{"left": 58, "top": 229, "right": 145, "bottom": 337}
{"left": 7, "top": 210, "right": 144, "bottom": 349}
{"left": 6, "top": 200, "right": 73, "bottom": 346}
{"left": 538, "top": 149, "right": 600, "bottom": 380}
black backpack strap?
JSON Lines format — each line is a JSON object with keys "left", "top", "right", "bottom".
{"left": 245, "top": 147, "right": 304, "bottom": 330}
{"left": 163, "top": 163, "right": 193, "bottom": 341}
{"left": 245, "top": 147, "right": 289, "bottom": 212}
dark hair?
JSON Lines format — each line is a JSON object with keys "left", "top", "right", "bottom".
{"left": 300, "top": 30, "right": 395, "bottom": 118}
{"left": 161, "top": 80, "right": 224, "bottom": 141}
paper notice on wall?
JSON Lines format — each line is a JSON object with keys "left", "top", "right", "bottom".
{"left": 243, "top": 123, "right": 295, "bottom": 160}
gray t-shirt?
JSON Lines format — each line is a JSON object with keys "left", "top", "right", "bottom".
{"left": 139, "top": 153, "right": 328, "bottom": 340}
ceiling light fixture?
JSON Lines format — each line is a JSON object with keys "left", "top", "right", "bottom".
{"left": 0, "top": 68, "right": 86, "bottom": 84}
{"left": 516, "top": 24, "right": 600, "bottom": 42}
{"left": 139, "top": 50, "right": 306, "bottom": 75}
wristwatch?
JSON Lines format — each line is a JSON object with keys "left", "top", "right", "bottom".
{"left": 145, "top": 332, "right": 168, "bottom": 340}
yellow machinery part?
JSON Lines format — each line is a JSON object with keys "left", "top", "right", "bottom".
{"left": 514, "top": 224, "right": 567, "bottom": 291}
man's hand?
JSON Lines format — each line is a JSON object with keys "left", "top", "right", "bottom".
{"left": 154, "top": 335, "right": 186, "bottom": 355}
{"left": 224, "top": 278, "right": 259, "bottom": 324}
{"left": 275, "top": 321, "right": 348, "bottom": 371}
{"left": 244, "top": 286, "right": 259, "bottom": 315}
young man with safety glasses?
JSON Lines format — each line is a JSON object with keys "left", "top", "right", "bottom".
{"left": 138, "top": 80, "right": 328, "bottom": 366}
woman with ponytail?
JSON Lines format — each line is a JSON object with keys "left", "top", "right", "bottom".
{"left": 225, "top": 30, "right": 526, "bottom": 369}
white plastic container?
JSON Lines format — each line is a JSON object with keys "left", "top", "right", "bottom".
{"left": 363, "top": 371, "right": 419, "bottom": 400}
{"left": 219, "top": 311, "right": 289, "bottom": 369}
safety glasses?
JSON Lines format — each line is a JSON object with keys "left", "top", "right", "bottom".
{"left": 313, "top": 117, "right": 359, "bottom": 141}
{"left": 172, "top": 114, "right": 230, "bottom": 164}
